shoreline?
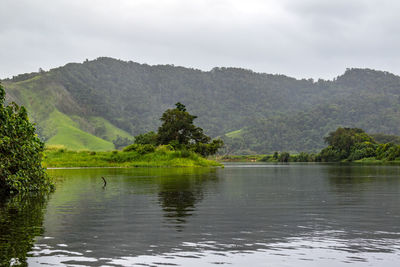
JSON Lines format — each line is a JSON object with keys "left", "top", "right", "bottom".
{"left": 43, "top": 149, "right": 223, "bottom": 168}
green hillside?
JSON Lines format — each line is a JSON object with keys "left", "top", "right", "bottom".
{"left": 3, "top": 73, "right": 134, "bottom": 151}
{"left": 3, "top": 58, "right": 400, "bottom": 153}
{"left": 45, "top": 110, "right": 114, "bottom": 151}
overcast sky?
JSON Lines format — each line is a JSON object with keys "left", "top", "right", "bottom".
{"left": 1, "top": 0, "right": 399, "bottom": 80}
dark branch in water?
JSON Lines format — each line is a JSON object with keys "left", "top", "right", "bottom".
{"left": 102, "top": 177, "right": 107, "bottom": 187}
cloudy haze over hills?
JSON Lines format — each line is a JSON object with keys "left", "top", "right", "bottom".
{"left": 1, "top": 0, "right": 400, "bottom": 79}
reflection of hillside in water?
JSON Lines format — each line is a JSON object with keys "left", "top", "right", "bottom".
{"left": 327, "top": 165, "right": 400, "bottom": 189}
{"left": 323, "top": 165, "right": 400, "bottom": 240}
{"left": 0, "top": 193, "right": 48, "bottom": 266}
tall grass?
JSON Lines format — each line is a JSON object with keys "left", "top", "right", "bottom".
{"left": 43, "top": 147, "right": 222, "bottom": 168}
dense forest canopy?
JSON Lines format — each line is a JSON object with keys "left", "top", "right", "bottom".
{"left": 2, "top": 58, "right": 400, "bottom": 153}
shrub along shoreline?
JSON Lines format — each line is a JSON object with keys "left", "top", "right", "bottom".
{"left": 43, "top": 145, "right": 222, "bottom": 168}
{"left": 219, "top": 128, "right": 400, "bottom": 164}
{"left": 42, "top": 127, "right": 400, "bottom": 167}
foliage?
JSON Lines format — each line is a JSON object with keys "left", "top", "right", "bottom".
{"left": 220, "top": 154, "right": 265, "bottom": 162}
{"left": 317, "top": 127, "right": 400, "bottom": 162}
{"left": 253, "top": 128, "right": 400, "bottom": 163}
{"left": 0, "top": 193, "right": 48, "bottom": 266}
{"left": 4, "top": 59, "right": 400, "bottom": 153}
{"left": 319, "top": 128, "right": 375, "bottom": 161}
{"left": 157, "top": 103, "right": 223, "bottom": 156}
{"left": 43, "top": 147, "right": 222, "bottom": 167}
{"left": 375, "top": 143, "right": 400, "bottom": 161}
{"left": 193, "top": 139, "right": 224, "bottom": 157}
{"left": 134, "top": 131, "right": 158, "bottom": 146}
{"left": 371, "top": 133, "right": 400, "bottom": 145}
{"left": 224, "top": 128, "right": 400, "bottom": 163}
{"left": 0, "top": 84, "right": 53, "bottom": 194}
{"left": 113, "top": 135, "right": 134, "bottom": 150}
{"left": 122, "top": 144, "right": 156, "bottom": 154}
{"left": 324, "top": 128, "right": 374, "bottom": 154}
{"left": 158, "top": 103, "right": 204, "bottom": 145}
{"left": 292, "top": 152, "right": 318, "bottom": 162}
{"left": 278, "top": 152, "right": 290, "bottom": 162}
{"left": 348, "top": 142, "right": 377, "bottom": 161}
{"left": 319, "top": 146, "right": 345, "bottom": 162}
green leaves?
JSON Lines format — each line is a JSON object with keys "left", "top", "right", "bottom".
{"left": 319, "top": 127, "right": 400, "bottom": 162}
{"left": 323, "top": 128, "right": 375, "bottom": 159}
{"left": 133, "top": 131, "right": 158, "bottom": 146}
{"left": 0, "top": 84, "right": 53, "bottom": 194}
{"left": 157, "top": 103, "right": 223, "bottom": 156}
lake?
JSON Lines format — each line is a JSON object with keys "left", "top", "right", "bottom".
{"left": 1, "top": 163, "right": 400, "bottom": 266}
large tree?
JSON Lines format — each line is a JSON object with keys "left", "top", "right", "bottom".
{"left": 157, "top": 102, "right": 223, "bottom": 156}
{"left": 0, "top": 84, "right": 52, "bottom": 194}
{"left": 324, "top": 127, "right": 374, "bottom": 154}
{"left": 320, "top": 127, "right": 376, "bottom": 161}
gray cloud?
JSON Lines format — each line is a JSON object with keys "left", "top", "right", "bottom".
{"left": 1, "top": 0, "right": 399, "bottom": 80}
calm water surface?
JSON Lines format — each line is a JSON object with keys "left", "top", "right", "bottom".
{"left": 2, "top": 163, "right": 400, "bottom": 266}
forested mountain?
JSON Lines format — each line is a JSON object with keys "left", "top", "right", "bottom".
{"left": 2, "top": 57, "right": 400, "bottom": 153}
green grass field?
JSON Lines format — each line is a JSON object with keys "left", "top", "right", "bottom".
{"left": 43, "top": 147, "right": 222, "bottom": 168}
{"left": 45, "top": 110, "right": 115, "bottom": 151}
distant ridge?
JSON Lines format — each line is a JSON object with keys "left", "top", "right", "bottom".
{"left": 3, "top": 57, "right": 400, "bottom": 153}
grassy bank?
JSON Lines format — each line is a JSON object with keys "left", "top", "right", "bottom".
{"left": 43, "top": 146, "right": 222, "bottom": 168}
{"left": 216, "top": 155, "right": 266, "bottom": 162}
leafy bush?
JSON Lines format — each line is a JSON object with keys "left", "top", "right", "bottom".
{"left": 319, "top": 146, "right": 343, "bottom": 162}
{"left": 180, "top": 149, "right": 191, "bottom": 158}
{"left": 260, "top": 155, "right": 272, "bottom": 162}
{"left": 134, "top": 131, "right": 158, "bottom": 145}
{"left": 295, "top": 152, "right": 311, "bottom": 162}
{"left": 376, "top": 143, "right": 396, "bottom": 160}
{"left": 348, "top": 142, "right": 377, "bottom": 161}
{"left": 122, "top": 144, "right": 139, "bottom": 152}
{"left": 386, "top": 146, "right": 400, "bottom": 161}
{"left": 192, "top": 139, "right": 224, "bottom": 157}
{"left": 278, "top": 152, "right": 290, "bottom": 162}
{"left": 155, "top": 144, "right": 174, "bottom": 154}
{"left": 0, "top": 84, "right": 53, "bottom": 194}
{"left": 122, "top": 144, "right": 155, "bottom": 154}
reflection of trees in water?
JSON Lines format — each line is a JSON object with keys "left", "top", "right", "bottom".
{"left": 158, "top": 172, "right": 218, "bottom": 230}
{"left": 0, "top": 193, "right": 48, "bottom": 266}
{"left": 159, "top": 190, "right": 198, "bottom": 222}
{"left": 324, "top": 165, "right": 400, "bottom": 241}
{"left": 327, "top": 165, "right": 400, "bottom": 190}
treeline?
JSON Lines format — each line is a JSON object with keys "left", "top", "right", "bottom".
{"left": 223, "top": 69, "right": 400, "bottom": 154}
{"left": 261, "top": 128, "right": 400, "bottom": 163}
{"left": 4, "top": 58, "right": 400, "bottom": 153}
